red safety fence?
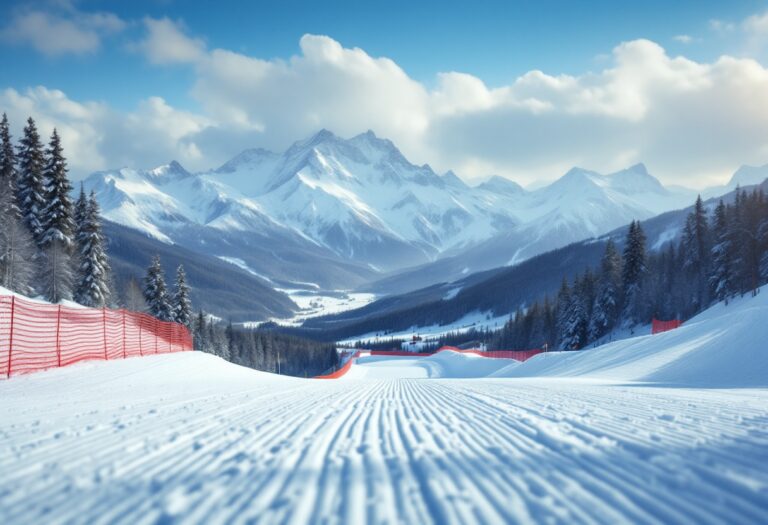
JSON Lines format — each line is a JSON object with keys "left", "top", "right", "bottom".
{"left": 651, "top": 318, "right": 682, "bottom": 335}
{"left": 315, "top": 351, "right": 361, "bottom": 379}
{"left": 0, "top": 294, "right": 193, "bottom": 379}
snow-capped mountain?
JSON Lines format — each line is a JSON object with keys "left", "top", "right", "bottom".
{"left": 204, "top": 129, "right": 517, "bottom": 267}
{"left": 701, "top": 163, "right": 768, "bottom": 199}
{"left": 85, "top": 130, "right": 697, "bottom": 291}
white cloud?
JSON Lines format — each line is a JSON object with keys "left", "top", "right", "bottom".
{"left": 1, "top": 8, "right": 125, "bottom": 56}
{"left": 0, "top": 87, "right": 210, "bottom": 176}
{"left": 744, "top": 10, "right": 768, "bottom": 35}
{"left": 135, "top": 17, "right": 206, "bottom": 65}
{"left": 5, "top": 18, "right": 768, "bottom": 189}
{"left": 673, "top": 34, "right": 694, "bottom": 44}
{"left": 710, "top": 19, "right": 736, "bottom": 33}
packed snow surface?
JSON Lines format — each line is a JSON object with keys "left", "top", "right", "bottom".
{"left": 2, "top": 289, "right": 768, "bottom": 524}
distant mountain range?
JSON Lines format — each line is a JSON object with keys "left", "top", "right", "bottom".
{"left": 85, "top": 129, "right": 729, "bottom": 306}
{"left": 294, "top": 179, "right": 768, "bottom": 341}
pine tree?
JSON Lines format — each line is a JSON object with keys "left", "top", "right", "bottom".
{"left": 172, "top": 265, "right": 192, "bottom": 327}
{"left": 589, "top": 240, "right": 622, "bottom": 340}
{"left": 40, "top": 129, "right": 75, "bottom": 250}
{"left": 681, "top": 195, "right": 711, "bottom": 309}
{"left": 0, "top": 208, "right": 36, "bottom": 294}
{"left": 73, "top": 184, "right": 88, "bottom": 239}
{"left": 709, "top": 200, "right": 734, "bottom": 302}
{"left": 37, "top": 129, "right": 76, "bottom": 302}
{"left": 555, "top": 278, "right": 572, "bottom": 349}
{"left": 0, "top": 113, "right": 27, "bottom": 289}
{"left": 16, "top": 117, "right": 47, "bottom": 245}
{"left": 143, "top": 255, "right": 172, "bottom": 321}
{"left": 193, "top": 310, "right": 208, "bottom": 352}
{"left": 0, "top": 113, "right": 16, "bottom": 205}
{"left": 73, "top": 191, "right": 111, "bottom": 306}
{"left": 621, "top": 220, "right": 647, "bottom": 324}
{"left": 40, "top": 240, "right": 74, "bottom": 302}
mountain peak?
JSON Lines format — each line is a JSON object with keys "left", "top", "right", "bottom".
{"left": 147, "top": 160, "right": 191, "bottom": 180}
{"left": 609, "top": 163, "right": 665, "bottom": 193}
{"left": 442, "top": 170, "right": 468, "bottom": 189}
{"left": 477, "top": 175, "right": 524, "bottom": 195}
{"left": 727, "top": 164, "right": 768, "bottom": 189}
{"left": 311, "top": 128, "right": 337, "bottom": 143}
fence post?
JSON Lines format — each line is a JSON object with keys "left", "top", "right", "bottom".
{"left": 102, "top": 307, "right": 108, "bottom": 360}
{"left": 56, "top": 305, "right": 62, "bottom": 368}
{"left": 154, "top": 317, "right": 158, "bottom": 354}
{"left": 138, "top": 314, "right": 143, "bottom": 357}
{"left": 7, "top": 296, "right": 15, "bottom": 378}
{"left": 122, "top": 309, "right": 126, "bottom": 359}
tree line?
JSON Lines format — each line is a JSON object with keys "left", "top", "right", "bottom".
{"left": 192, "top": 314, "right": 339, "bottom": 377}
{"left": 0, "top": 114, "right": 110, "bottom": 306}
{"left": 493, "top": 189, "right": 768, "bottom": 351}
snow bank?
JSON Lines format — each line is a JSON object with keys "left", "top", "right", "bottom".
{"left": 0, "top": 286, "right": 86, "bottom": 309}
{"left": 0, "top": 351, "right": 295, "bottom": 404}
{"left": 500, "top": 286, "right": 768, "bottom": 387}
{"left": 348, "top": 351, "right": 520, "bottom": 379}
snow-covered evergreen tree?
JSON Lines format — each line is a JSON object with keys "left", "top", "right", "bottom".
{"left": 73, "top": 184, "right": 88, "bottom": 239}
{"left": 73, "top": 191, "right": 111, "bottom": 307}
{"left": 555, "top": 278, "right": 572, "bottom": 349}
{"left": 681, "top": 195, "right": 711, "bottom": 309}
{"left": 40, "top": 129, "right": 75, "bottom": 250}
{"left": 193, "top": 310, "right": 208, "bottom": 351}
{"left": 0, "top": 113, "right": 18, "bottom": 286}
{"left": 0, "top": 113, "right": 15, "bottom": 199}
{"left": 16, "top": 117, "right": 46, "bottom": 245}
{"left": 40, "top": 240, "right": 74, "bottom": 302}
{"left": 709, "top": 200, "right": 734, "bottom": 302}
{"left": 589, "top": 240, "right": 622, "bottom": 340}
{"left": 0, "top": 162, "right": 36, "bottom": 296}
{"left": 38, "top": 129, "right": 76, "bottom": 302}
{"left": 621, "top": 220, "right": 647, "bottom": 324}
{"left": 143, "top": 255, "right": 173, "bottom": 321}
{"left": 172, "top": 265, "right": 192, "bottom": 327}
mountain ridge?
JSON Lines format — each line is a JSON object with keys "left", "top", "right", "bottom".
{"left": 85, "top": 129, "right": 701, "bottom": 294}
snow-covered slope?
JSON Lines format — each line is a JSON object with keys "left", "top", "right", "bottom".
{"left": 85, "top": 131, "right": 696, "bottom": 284}
{"left": 500, "top": 285, "right": 768, "bottom": 387}
{"left": 2, "top": 293, "right": 767, "bottom": 523}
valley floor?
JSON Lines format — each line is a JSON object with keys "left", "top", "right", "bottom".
{"left": 1, "top": 352, "right": 767, "bottom": 525}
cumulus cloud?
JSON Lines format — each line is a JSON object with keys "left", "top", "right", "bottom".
{"left": 1, "top": 8, "right": 125, "bottom": 56}
{"left": 5, "top": 16, "right": 768, "bottom": 188}
{"left": 135, "top": 17, "right": 206, "bottom": 65}
{"left": 744, "top": 10, "right": 768, "bottom": 35}
{"left": 0, "top": 87, "right": 210, "bottom": 176}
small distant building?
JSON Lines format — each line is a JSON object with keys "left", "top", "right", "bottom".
{"left": 401, "top": 335, "right": 427, "bottom": 352}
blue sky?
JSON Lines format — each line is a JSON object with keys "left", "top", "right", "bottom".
{"left": 1, "top": 0, "right": 768, "bottom": 186}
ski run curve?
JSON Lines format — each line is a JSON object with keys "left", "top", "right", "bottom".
{"left": 2, "top": 288, "right": 768, "bottom": 524}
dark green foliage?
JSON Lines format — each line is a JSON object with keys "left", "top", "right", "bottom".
{"left": 194, "top": 315, "right": 338, "bottom": 378}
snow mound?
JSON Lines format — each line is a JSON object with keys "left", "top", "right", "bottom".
{"left": 347, "top": 351, "right": 520, "bottom": 379}
{"left": 499, "top": 286, "right": 768, "bottom": 387}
